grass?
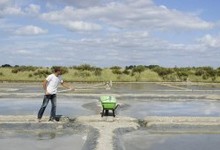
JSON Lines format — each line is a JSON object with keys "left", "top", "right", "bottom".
{"left": 0, "top": 67, "right": 220, "bottom": 83}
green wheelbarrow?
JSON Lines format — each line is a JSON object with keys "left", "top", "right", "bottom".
{"left": 100, "top": 96, "right": 119, "bottom": 117}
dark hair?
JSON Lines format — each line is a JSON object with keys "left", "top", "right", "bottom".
{"left": 54, "top": 67, "right": 61, "bottom": 73}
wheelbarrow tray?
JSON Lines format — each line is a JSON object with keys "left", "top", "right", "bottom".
{"left": 100, "top": 95, "right": 117, "bottom": 109}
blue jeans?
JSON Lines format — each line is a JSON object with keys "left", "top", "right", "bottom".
{"left": 38, "top": 94, "right": 57, "bottom": 120}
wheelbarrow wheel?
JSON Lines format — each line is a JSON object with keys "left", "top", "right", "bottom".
{"left": 105, "top": 110, "right": 109, "bottom": 116}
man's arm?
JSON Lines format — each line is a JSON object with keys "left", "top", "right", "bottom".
{"left": 61, "top": 82, "right": 74, "bottom": 91}
{"left": 43, "top": 80, "right": 49, "bottom": 94}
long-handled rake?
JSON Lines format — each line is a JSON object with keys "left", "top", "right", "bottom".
{"left": 57, "top": 81, "right": 113, "bottom": 93}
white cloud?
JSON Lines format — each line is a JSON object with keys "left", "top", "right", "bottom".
{"left": 64, "top": 21, "right": 102, "bottom": 31}
{"left": 0, "top": 0, "right": 11, "bottom": 7}
{"left": 0, "top": 2, "right": 41, "bottom": 17}
{"left": 41, "top": 6, "right": 102, "bottom": 32}
{"left": 43, "top": 0, "right": 108, "bottom": 8}
{"left": 25, "top": 4, "right": 40, "bottom": 15}
{"left": 15, "top": 49, "right": 31, "bottom": 55}
{"left": 0, "top": 6, "right": 24, "bottom": 16}
{"left": 14, "top": 25, "right": 48, "bottom": 35}
{"left": 40, "top": 0, "right": 213, "bottom": 32}
{"left": 0, "top": 0, "right": 219, "bottom": 67}
{"left": 0, "top": 0, "right": 25, "bottom": 16}
{"left": 198, "top": 34, "right": 220, "bottom": 48}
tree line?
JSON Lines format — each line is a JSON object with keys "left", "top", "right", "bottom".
{"left": 1, "top": 64, "right": 220, "bottom": 82}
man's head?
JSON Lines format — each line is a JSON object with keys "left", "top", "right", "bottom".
{"left": 53, "top": 67, "right": 62, "bottom": 75}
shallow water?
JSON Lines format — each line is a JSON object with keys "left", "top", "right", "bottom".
{"left": 1, "top": 82, "right": 220, "bottom": 94}
{"left": 0, "top": 132, "right": 86, "bottom": 150}
{"left": 1, "top": 82, "right": 220, "bottom": 121}
{"left": 2, "top": 97, "right": 220, "bottom": 119}
{"left": 0, "top": 97, "right": 96, "bottom": 117}
{"left": 169, "top": 82, "right": 220, "bottom": 90}
{"left": 119, "top": 99, "right": 220, "bottom": 119}
{"left": 122, "top": 130, "right": 220, "bottom": 150}
{"left": 1, "top": 82, "right": 220, "bottom": 150}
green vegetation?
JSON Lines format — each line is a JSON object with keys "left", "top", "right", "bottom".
{"left": 0, "top": 64, "right": 220, "bottom": 82}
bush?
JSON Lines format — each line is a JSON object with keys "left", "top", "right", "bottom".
{"left": 112, "top": 70, "right": 122, "bottom": 75}
{"left": 0, "top": 72, "right": 3, "bottom": 76}
{"left": 11, "top": 66, "right": 37, "bottom": 73}
{"left": 217, "top": 69, "right": 220, "bottom": 76}
{"left": 153, "top": 67, "right": 174, "bottom": 78}
{"left": 195, "top": 69, "right": 205, "bottom": 76}
{"left": 34, "top": 70, "right": 51, "bottom": 78}
{"left": 73, "top": 64, "right": 96, "bottom": 71}
{"left": 110, "top": 66, "right": 122, "bottom": 70}
{"left": 195, "top": 67, "right": 216, "bottom": 77}
{"left": 202, "top": 74, "right": 208, "bottom": 80}
{"left": 74, "top": 71, "right": 91, "bottom": 78}
{"left": 146, "top": 65, "right": 160, "bottom": 69}
{"left": 94, "top": 68, "right": 102, "bottom": 76}
{"left": 125, "top": 65, "right": 136, "bottom": 70}
{"left": 132, "top": 65, "right": 146, "bottom": 74}
{"left": 11, "top": 69, "right": 19, "bottom": 74}
{"left": 177, "top": 71, "right": 188, "bottom": 81}
{"left": 165, "top": 73, "right": 179, "bottom": 81}
{"left": 28, "top": 74, "right": 33, "bottom": 78}
{"left": 123, "top": 69, "right": 130, "bottom": 75}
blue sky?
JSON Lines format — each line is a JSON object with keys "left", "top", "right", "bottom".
{"left": 0, "top": 0, "right": 220, "bottom": 67}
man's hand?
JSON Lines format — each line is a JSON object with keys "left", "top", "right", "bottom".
{"left": 45, "top": 91, "right": 50, "bottom": 95}
{"left": 61, "top": 82, "right": 75, "bottom": 91}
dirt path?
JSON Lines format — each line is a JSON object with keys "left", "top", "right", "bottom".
{"left": 75, "top": 115, "right": 139, "bottom": 150}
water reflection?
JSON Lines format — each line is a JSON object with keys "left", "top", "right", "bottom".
{"left": 122, "top": 130, "right": 220, "bottom": 150}
{"left": 37, "top": 132, "right": 56, "bottom": 140}
{"left": 120, "top": 100, "right": 220, "bottom": 119}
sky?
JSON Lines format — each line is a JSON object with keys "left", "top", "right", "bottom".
{"left": 0, "top": 0, "right": 220, "bottom": 67}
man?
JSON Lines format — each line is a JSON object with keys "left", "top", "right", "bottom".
{"left": 37, "top": 67, "right": 73, "bottom": 122}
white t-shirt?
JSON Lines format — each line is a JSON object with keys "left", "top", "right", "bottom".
{"left": 46, "top": 74, "right": 63, "bottom": 94}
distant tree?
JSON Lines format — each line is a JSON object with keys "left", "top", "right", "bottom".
{"left": 11, "top": 66, "right": 37, "bottom": 73}
{"left": 122, "top": 69, "right": 130, "bottom": 75}
{"left": 177, "top": 71, "right": 189, "bottom": 81}
{"left": 130, "top": 65, "right": 146, "bottom": 81}
{"left": 217, "top": 68, "right": 220, "bottom": 76}
{"left": 145, "top": 65, "right": 160, "bottom": 69}
{"left": 152, "top": 67, "right": 174, "bottom": 79}
{"left": 132, "top": 65, "right": 145, "bottom": 74}
{"left": 125, "top": 65, "right": 136, "bottom": 70}
{"left": 112, "top": 69, "right": 122, "bottom": 75}
{"left": 73, "top": 64, "right": 96, "bottom": 71}
{"left": 195, "top": 67, "right": 217, "bottom": 80}
{"left": 1, "top": 64, "right": 12, "bottom": 67}
{"left": 94, "top": 68, "right": 102, "bottom": 76}
{"left": 195, "top": 69, "right": 205, "bottom": 76}
{"left": 110, "top": 66, "right": 122, "bottom": 70}
{"left": 110, "top": 66, "right": 122, "bottom": 75}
